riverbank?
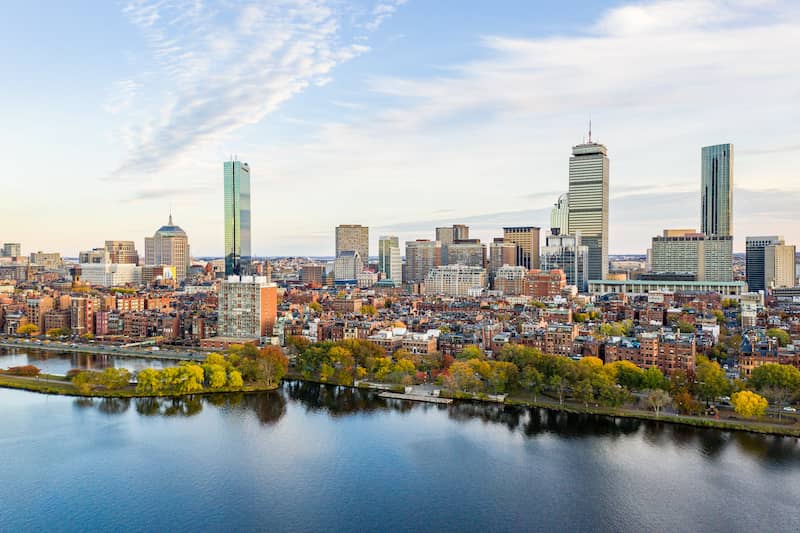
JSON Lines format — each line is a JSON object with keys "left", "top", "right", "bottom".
{"left": 0, "top": 373, "right": 278, "bottom": 398}
{"left": 0, "top": 339, "right": 205, "bottom": 362}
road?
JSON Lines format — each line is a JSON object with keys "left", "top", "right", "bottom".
{"left": 0, "top": 339, "right": 207, "bottom": 362}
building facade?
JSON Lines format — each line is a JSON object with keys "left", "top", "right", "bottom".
{"left": 424, "top": 265, "right": 486, "bottom": 297}
{"left": 550, "top": 193, "right": 569, "bottom": 235}
{"left": 145, "top": 215, "right": 191, "bottom": 281}
{"left": 378, "top": 235, "right": 402, "bottom": 285}
{"left": 540, "top": 232, "right": 588, "bottom": 292}
{"left": 502, "top": 226, "right": 540, "bottom": 270}
{"left": 447, "top": 239, "right": 485, "bottom": 267}
{"left": 333, "top": 250, "right": 363, "bottom": 282}
{"left": 701, "top": 143, "right": 733, "bottom": 237}
{"left": 218, "top": 275, "right": 277, "bottom": 340}
{"left": 224, "top": 159, "right": 252, "bottom": 276}
{"left": 651, "top": 230, "right": 732, "bottom": 282}
{"left": 568, "top": 141, "right": 609, "bottom": 280}
{"left": 405, "top": 240, "right": 442, "bottom": 282}
{"left": 764, "top": 243, "right": 796, "bottom": 289}
{"left": 105, "top": 240, "right": 139, "bottom": 265}
{"left": 335, "top": 224, "right": 369, "bottom": 261}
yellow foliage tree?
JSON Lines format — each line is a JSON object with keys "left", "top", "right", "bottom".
{"left": 731, "top": 390, "right": 768, "bottom": 418}
{"left": 17, "top": 323, "right": 39, "bottom": 337}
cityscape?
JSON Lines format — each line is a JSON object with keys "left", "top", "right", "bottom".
{"left": 2, "top": 1, "right": 799, "bottom": 532}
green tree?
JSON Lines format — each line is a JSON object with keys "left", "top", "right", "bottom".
{"left": 695, "top": 355, "right": 731, "bottom": 406}
{"left": 642, "top": 366, "right": 669, "bottom": 391}
{"left": 457, "top": 345, "right": 485, "bottom": 361}
{"left": 98, "top": 368, "right": 131, "bottom": 390}
{"left": 549, "top": 375, "right": 568, "bottom": 405}
{"left": 607, "top": 360, "right": 645, "bottom": 390}
{"left": 731, "top": 390, "right": 768, "bottom": 418}
{"left": 766, "top": 328, "right": 791, "bottom": 347}
{"left": 519, "top": 366, "right": 544, "bottom": 401}
{"left": 574, "top": 379, "right": 595, "bottom": 407}
{"left": 136, "top": 368, "right": 161, "bottom": 394}
{"left": 319, "top": 363, "right": 335, "bottom": 382}
{"left": 308, "top": 301, "right": 323, "bottom": 313}
{"left": 257, "top": 346, "right": 289, "bottom": 386}
{"left": 675, "top": 320, "right": 695, "bottom": 334}
{"left": 750, "top": 363, "right": 800, "bottom": 418}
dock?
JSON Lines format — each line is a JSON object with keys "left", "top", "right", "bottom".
{"left": 378, "top": 392, "right": 453, "bottom": 404}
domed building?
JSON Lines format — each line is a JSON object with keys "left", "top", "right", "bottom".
{"left": 144, "top": 214, "right": 191, "bottom": 281}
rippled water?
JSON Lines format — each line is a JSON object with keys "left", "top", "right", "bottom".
{"left": 0, "top": 348, "right": 177, "bottom": 375}
{"left": 0, "top": 381, "right": 798, "bottom": 532}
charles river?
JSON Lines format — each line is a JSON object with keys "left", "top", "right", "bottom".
{"left": 1, "top": 349, "right": 799, "bottom": 532}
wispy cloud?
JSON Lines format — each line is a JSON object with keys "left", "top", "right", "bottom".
{"left": 365, "top": 0, "right": 406, "bottom": 31}
{"left": 114, "top": 0, "right": 405, "bottom": 175}
{"left": 104, "top": 80, "right": 141, "bottom": 114}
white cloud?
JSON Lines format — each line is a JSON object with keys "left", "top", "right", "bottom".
{"left": 113, "top": 0, "right": 394, "bottom": 175}
{"left": 104, "top": 80, "right": 141, "bottom": 114}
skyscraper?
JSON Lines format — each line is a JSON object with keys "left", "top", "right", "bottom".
{"left": 378, "top": 235, "right": 402, "bottom": 285}
{"left": 145, "top": 214, "right": 191, "bottom": 281}
{"left": 764, "top": 243, "right": 796, "bottom": 289}
{"left": 105, "top": 240, "right": 139, "bottom": 265}
{"left": 540, "top": 232, "right": 589, "bottom": 292}
{"left": 746, "top": 236, "right": 783, "bottom": 292}
{"left": 550, "top": 193, "right": 569, "bottom": 235}
{"left": 218, "top": 275, "right": 277, "bottom": 340}
{"left": 335, "top": 224, "right": 369, "bottom": 261}
{"left": 701, "top": 143, "right": 733, "bottom": 237}
{"left": 405, "top": 239, "right": 442, "bottom": 282}
{"left": 2, "top": 243, "right": 21, "bottom": 258}
{"left": 650, "top": 230, "right": 732, "bottom": 282}
{"left": 224, "top": 159, "right": 252, "bottom": 276}
{"left": 568, "top": 139, "right": 609, "bottom": 280}
{"left": 502, "top": 226, "right": 540, "bottom": 270}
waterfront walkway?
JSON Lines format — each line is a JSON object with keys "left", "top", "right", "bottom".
{"left": 379, "top": 392, "right": 453, "bottom": 404}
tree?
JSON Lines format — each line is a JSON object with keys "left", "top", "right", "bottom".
{"left": 520, "top": 366, "right": 543, "bottom": 402}
{"left": 750, "top": 363, "right": 800, "bottom": 418}
{"left": 136, "top": 368, "right": 161, "bottom": 394}
{"left": 607, "top": 361, "right": 645, "bottom": 390}
{"left": 574, "top": 379, "right": 595, "bottom": 407}
{"left": 766, "top": 328, "right": 791, "bottom": 347}
{"left": 208, "top": 365, "right": 228, "bottom": 389}
{"left": 257, "top": 346, "right": 289, "bottom": 386}
{"left": 675, "top": 320, "right": 695, "bottom": 334}
{"left": 308, "top": 301, "right": 323, "bottom": 313}
{"left": 447, "top": 361, "right": 483, "bottom": 392}
{"left": 731, "top": 390, "right": 768, "bottom": 418}
{"left": 319, "top": 363, "right": 335, "bottom": 382}
{"left": 46, "top": 327, "right": 70, "bottom": 339}
{"left": 457, "top": 345, "right": 485, "bottom": 360}
{"left": 672, "top": 390, "right": 701, "bottom": 415}
{"left": 642, "top": 367, "right": 669, "bottom": 391}
{"left": 695, "top": 355, "right": 731, "bottom": 406}
{"left": 98, "top": 368, "right": 131, "bottom": 390}
{"left": 17, "top": 323, "right": 39, "bottom": 337}
{"left": 71, "top": 371, "right": 96, "bottom": 394}
{"left": 549, "top": 375, "right": 567, "bottom": 405}
{"left": 646, "top": 389, "right": 671, "bottom": 418}
{"left": 361, "top": 304, "right": 377, "bottom": 316}
{"left": 228, "top": 370, "right": 244, "bottom": 389}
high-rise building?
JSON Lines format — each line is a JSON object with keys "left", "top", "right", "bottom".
{"left": 568, "top": 139, "right": 609, "bottom": 281}
{"left": 435, "top": 225, "right": 469, "bottom": 264}
{"left": 540, "top": 232, "right": 589, "bottom": 292}
{"left": 105, "top": 240, "right": 139, "bottom": 265}
{"left": 224, "top": 159, "right": 252, "bottom": 276}
{"left": 650, "top": 230, "right": 732, "bottom": 282}
{"left": 435, "top": 227, "right": 455, "bottom": 247}
{"left": 452, "top": 224, "right": 469, "bottom": 241}
{"left": 378, "top": 235, "right": 402, "bottom": 285}
{"left": 701, "top": 143, "right": 733, "bottom": 237}
{"left": 765, "top": 243, "right": 796, "bottom": 289}
{"left": 488, "top": 239, "right": 517, "bottom": 276}
{"left": 424, "top": 265, "right": 486, "bottom": 297}
{"left": 447, "top": 239, "right": 485, "bottom": 267}
{"left": 746, "top": 236, "right": 783, "bottom": 292}
{"left": 550, "top": 193, "right": 569, "bottom": 235}
{"left": 29, "top": 251, "right": 63, "bottom": 270}
{"left": 333, "top": 250, "right": 363, "bottom": 282}
{"left": 405, "top": 239, "right": 442, "bottom": 282}
{"left": 218, "top": 275, "right": 277, "bottom": 340}
{"left": 2, "top": 243, "right": 21, "bottom": 258}
{"left": 335, "top": 224, "right": 369, "bottom": 261}
{"left": 300, "top": 264, "right": 325, "bottom": 288}
{"left": 145, "top": 214, "right": 191, "bottom": 281}
{"left": 502, "top": 226, "right": 540, "bottom": 270}
{"left": 492, "top": 265, "right": 527, "bottom": 295}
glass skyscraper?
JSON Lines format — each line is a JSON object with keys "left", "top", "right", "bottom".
{"left": 568, "top": 141, "right": 609, "bottom": 281}
{"left": 224, "top": 160, "right": 251, "bottom": 276}
{"left": 378, "top": 235, "right": 402, "bottom": 285}
{"left": 701, "top": 143, "right": 733, "bottom": 237}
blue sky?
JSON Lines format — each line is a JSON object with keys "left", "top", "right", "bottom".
{"left": 2, "top": 0, "right": 799, "bottom": 257}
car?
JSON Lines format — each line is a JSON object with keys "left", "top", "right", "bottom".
{"left": 782, "top": 406, "right": 797, "bottom": 413}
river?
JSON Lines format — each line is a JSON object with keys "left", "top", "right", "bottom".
{"left": 1, "top": 379, "right": 799, "bottom": 532}
{"left": 0, "top": 347, "right": 177, "bottom": 375}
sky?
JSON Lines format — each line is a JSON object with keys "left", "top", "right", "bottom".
{"left": 1, "top": 0, "right": 799, "bottom": 258}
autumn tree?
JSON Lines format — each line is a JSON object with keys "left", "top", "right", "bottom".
{"left": 642, "top": 367, "right": 669, "bottom": 391}
{"left": 695, "top": 355, "right": 731, "bottom": 406}
{"left": 731, "top": 390, "right": 768, "bottom": 418}
{"left": 257, "top": 346, "right": 289, "bottom": 386}
{"left": 17, "top": 323, "right": 39, "bottom": 337}
{"left": 646, "top": 389, "right": 671, "bottom": 418}
{"left": 750, "top": 363, "right": 800, "bottom": 418}
{"left": 765, "top": 328, "right": 791, "bottom": 347}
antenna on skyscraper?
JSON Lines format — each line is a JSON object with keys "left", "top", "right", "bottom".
{"left": 588, "top": 117, "right": 592, "bottom": 143}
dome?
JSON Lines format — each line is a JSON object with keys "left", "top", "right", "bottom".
{"left": 155, "top": 214, "right": 187, "bottom": 237}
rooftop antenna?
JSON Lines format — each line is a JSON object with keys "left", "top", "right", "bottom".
{"left": 588, "top": 116, "right": 592, "bottom": 143}
{"left": 168, "top": 202, "right": 173, "bottom": 225}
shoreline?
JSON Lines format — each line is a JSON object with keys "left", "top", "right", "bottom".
{"left": 0, "top": 339, "right": 204, "bottom": 361}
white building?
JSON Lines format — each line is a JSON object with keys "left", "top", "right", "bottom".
{"left": 334, "top": 250, "right": 363, "bottom": 282}
{"left": 424, "top": 265, "right": 486, "bottom": 297}
{"left": 79, "top": 262, "right": 141, "bottom": 287}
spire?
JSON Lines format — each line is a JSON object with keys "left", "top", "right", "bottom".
{"left": 168, "top": 208, "right": 173, "bottom": 226}
{"left": 588, "top": 117, "right": 592, "bottom": 143}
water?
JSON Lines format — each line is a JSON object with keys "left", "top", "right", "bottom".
{"left": 0, "top": 348, "right": 177, "bottom": 375}
{"left": 1, "top": 381, "right": 798, "bottom": 532}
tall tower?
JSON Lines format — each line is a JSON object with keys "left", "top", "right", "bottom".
{"left": 550, "top": 193, "right": 569, "bottom": 235}
{"left": 335, "top": 224, "right": 369, "bottom": 260}
{"left": 378, "top": 235, "right": 402, "bottom": 285}
{"left": 701, "top": 144, "right": 733, "bottom": 237}
{"left": 502, "top": 227, "right": 540, "bottom": 270}
{"left": 144, "top": 214, "right": 191, "bottom": 281}
{"left": 568, "top": 135, "right": 609, "bottom": 281}
{"left": 224, "top": 159, "right": 252, "bottom": 276}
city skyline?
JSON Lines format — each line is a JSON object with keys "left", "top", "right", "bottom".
{"left": 3, "top": 1, "right": 800, "bottom": 256}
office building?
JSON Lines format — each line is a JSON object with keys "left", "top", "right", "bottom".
{"left": 333, "top": 250, "right": 363, "bottom": 282}
{"left": 218, "top": 275, "right": 277, "bottom": 340}
{"left": 701, "top": 143, "right": 733, "bottom": 236}
{"left": 540, "top": 232, "right": 589, "bottom": 292}
{"left": 224, "top": 159, "right": 252, "bottom": 276}
{"left": 79, "top": 262, "right": 141, "bottom": 287}
{"left": 447, "top": 239, "right": 485, "bottom": 267}
{"left": 2, "top": 243, "right": 21, "bottom": 258}
{"left": 550, "top": 193, "right": 569, "bottom": 235}
{"left": 650, "top": 230, "right": 732, "bottom": 281}
{"left": 589, "top": 279, "right": 747, "bottom": 299}
{"left": 568, "top": 140, "right": 609, "bottom": 280}
{"left": 145, "top": 214, "right": 191, "bottom": 281}
{"left": 405, "top": 240, "right": 442, "bottom": 282}
{"left": 378, "top": 235, "right": 402, "bottom": 285}
{"left": 29, "top": 252, "right": 63, "bottom": 270}
{"left": 746, "top": 236, "right": 789, "bottom": 292}
{"left": 105, "top": 240, "right": 139, "bottom": 265}
{"left": 764, "top": 243, "right": 796, "bottom": 289}
{"left": 525, "top": 269, "right": 567, "bottom": 298}
{"left": 435, "top": 225, "right": 469, "bottom": 264}
{"left": 335, "top": 224, "right": 369, "bottom": 261}
{"left": 488, "top": 239, "right": 517, "bottom": 276}
{"left": 300, "top": 264, "right": 325, "bottom": 288}
{"left": 503, "top": 226, "right": 540, "bottom": 270}
{"left": 424, "top": 265, "right": 486, "bottom": 297}
{"left": 493, "top": 265, "right": 527, "bottom": 295}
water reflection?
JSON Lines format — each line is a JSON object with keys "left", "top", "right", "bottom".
{"left": 69, "top": 381, "right": 800, "bottom": 464}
